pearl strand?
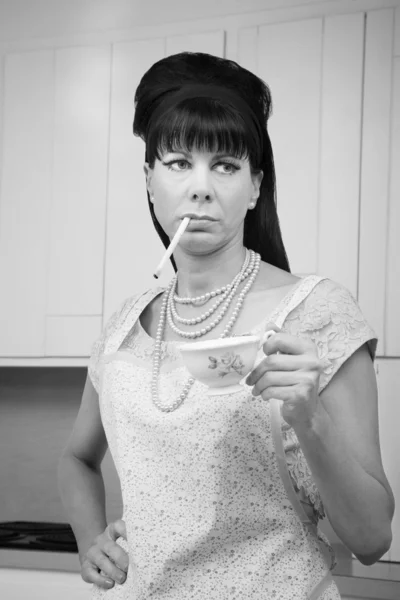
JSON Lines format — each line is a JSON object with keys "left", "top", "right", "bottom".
{"left": 151, "top": 252, "right": 261, "bottom": 412}
{"left": 170, "top": 250, "right": 251, "bottom": 325}
{"left": 166, "top": 251, "right": 256, "bottom": 338}
{"left": 173, "top": 252, "right": 250, "bottom": 305}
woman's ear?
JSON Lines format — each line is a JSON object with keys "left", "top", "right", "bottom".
{"left": 252, "top": 169, "right": 263, "bottom": 198}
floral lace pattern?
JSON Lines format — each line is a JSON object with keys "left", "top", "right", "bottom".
{"left": 88, "top": 294, "right": 144, "bottom": 393}
{"left": 277, "top": 278, "right": 377, "bottom": 522}
{"left": 87, "top": 276, "right": 377, "bottom": 599}
{"left": 283, "top": 278, "right": 377, "bottom": 393}
{"left": 101, "top": 277, "right": 376, "bottom": 524}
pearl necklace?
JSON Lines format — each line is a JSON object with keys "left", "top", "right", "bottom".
{"left": 173, "top": 252, "right": 251, "bottom": 306}
{"left": 151, "top": 249, "right": 261, "bottom": 412}
{"left": 169, "top": 250, "right": 252, "bottom": 326}
{"left": 166, "top": 251, "right": 255, "bottom": 338}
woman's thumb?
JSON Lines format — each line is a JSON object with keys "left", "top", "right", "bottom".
{"left": 108, "top": 519, "right": 127, "bottom": 541}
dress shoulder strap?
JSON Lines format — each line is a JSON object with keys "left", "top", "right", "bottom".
{"left": 104, "top": 287, "right": 165, "bottom": 355}
{"left": 274, "top": 275, "right": 328, "bottom": 330}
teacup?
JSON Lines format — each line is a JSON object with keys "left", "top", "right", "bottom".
{"left": 177, "top": 329, "right": 276, "bottom": 395}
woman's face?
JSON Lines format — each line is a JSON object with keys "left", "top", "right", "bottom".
{"left": 143, "top": 146, "right": 263, "bottom": 254}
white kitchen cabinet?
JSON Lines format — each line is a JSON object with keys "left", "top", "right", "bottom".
{"left": 102, "top": 36, "right": 166, "bottom": 324}
{"left": 0, "top": 568, "right": 90, "bottom": 600}
{"left": 1, "top": 6, "right": 398, "bottom": 359}
{"left": 237, "top": 11, "right": 399, "bottom": 565}
{"left": 45, "top": 45, "right": 112, "bottom": 356}
{"left": 0, "top": 45, "right": 111, "bottom": 357}
{"left": 103, "top": 30, "right": 225, "bottom": 324}
{"left": 239, "top": 17, "right": 323, "bottom": 280}
{"left": 358, "top": 8, "right": 400, "bottom": 357}
{"left": 0, "top": 30, "right": 226, "bottom": 355}
{"left": 238, "top": 12, "right": 364, "bottom": 296}
{"left": 0, "top": 50, "right": 54, "bottom": 357}
{"left": 386, "top": 53, "right": 400, "bottom": 356}
{"left": 238, "top": 7, "right": 400, "bottom": 361}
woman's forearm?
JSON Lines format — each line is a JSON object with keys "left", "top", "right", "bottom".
{"left": 57, "top": 454, "right": 108, "bottom": 560}
{"left": 294, "top": 406, "right": 393, "bottom": 564}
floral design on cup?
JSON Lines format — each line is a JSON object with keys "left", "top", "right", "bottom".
{"left": 208, "top": 352, "right": 245, "bottom": 378}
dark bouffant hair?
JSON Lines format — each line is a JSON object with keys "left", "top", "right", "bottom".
{"left": 133, "top": 52, "right": 290, "bottom": 273}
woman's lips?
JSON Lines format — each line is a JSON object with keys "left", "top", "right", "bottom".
{"left": 185, "top": 218, "right": 215, "bottom": 229}
{"left": 182, "top": 214, "right": 216, "bottom": 221}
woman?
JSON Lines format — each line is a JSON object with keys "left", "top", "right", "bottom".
{"left": 58, "top": 52, "right": 394, "bottom": 600}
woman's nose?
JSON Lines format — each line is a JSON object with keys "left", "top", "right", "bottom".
{"left": 189, "top": 184, "right": 213, "bottom": 203}
{"left": 191, "top": 193, "right": 211, "bottom": 202}
{"left": 188, "top": 166, "right": 214, "bottom": 201}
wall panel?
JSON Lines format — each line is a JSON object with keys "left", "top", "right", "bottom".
{"left": 257, "top": 19, "right": 322, "bottom": 276}
{"left": 318, "top": 12, "right": 364, "bottom": 296}
{"left": 105, "top": 31, "right": 225, "bottom": 324}
{"left": 386, "top": 58, "right": 400, "bottom": 355}
{"left": 104, "top": 38, "right": 166, "bottom": 323}
{"left": 358, "top": 9, "right": 394, "bottom": 355}
{"left": 165, "top": 30, "right": 225, "bottom": 57}
{"left": 0, "top": 50, "right": 53, "bottom": 355}
{"left": 46, "top": 45, "right": 111, "bottom": 320}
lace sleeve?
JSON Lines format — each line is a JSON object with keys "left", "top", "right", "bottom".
{"left": 88, "top": 295, "right": 138, "bottom": 393}
{"left": 284, "top": 278, "right": 378, "bottom": 394}
{"left": 281, "top": 278, "right": 378, "bottom": 522}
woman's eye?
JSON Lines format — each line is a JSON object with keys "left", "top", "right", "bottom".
{"left": 174, "top": 160, "right": 189, "bottom": 170}
{"left": 162, "top": 160, "right": 188, "bottom": 171}
{"left": 163, "top": 160, "right": 239, "bottom": 173}
{"left": 218, "top": 163, "right": 239, "bottom": 174}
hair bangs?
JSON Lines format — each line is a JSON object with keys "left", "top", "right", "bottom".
{"left": 147, "top": 99, "right": 260, "bottom": 168}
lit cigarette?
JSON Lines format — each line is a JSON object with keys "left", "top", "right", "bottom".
{"left": 153, "top": 217, "right": 191, "bottom": 279}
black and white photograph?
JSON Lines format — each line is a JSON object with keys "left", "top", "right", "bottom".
{"left": 0, "top": 1, "right": 399, "bottom": 599}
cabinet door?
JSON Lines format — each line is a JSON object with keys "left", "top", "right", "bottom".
{"left": 358, "top": 8, "right": 398, "bottom": 357}
{"left": 238, "top": 13, "right": 364, "bottom": 296}
{"left": 45, "top": 45, "right": 111, "bottom": 356}
{"left": 0, "top": 50, "right": 54, "bottom": 356}
{"left": 0, "top": 46, "right": 111, "bottom": 357}
{"left": 104, "top": 31, "right": 225, "bottom": 324}
{"left": 386, "top": 36, "right": 400, "bottom": 357}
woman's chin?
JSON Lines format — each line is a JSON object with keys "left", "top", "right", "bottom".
{"left": 180, "top": 235, "right": 217, "bottom": 253}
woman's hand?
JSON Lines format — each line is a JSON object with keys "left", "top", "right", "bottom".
{"left": 246, "top": 324, "right": 323, "bottom": 429}
{"left": 79, "top": 519, "right": 129, "bottom": 589}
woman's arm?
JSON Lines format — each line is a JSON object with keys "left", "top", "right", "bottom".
{"left": 294, "top": 343, "right": 395, "bottom": 565}
{"left": 57, "top": 373, "right": 109, "bottom": 559}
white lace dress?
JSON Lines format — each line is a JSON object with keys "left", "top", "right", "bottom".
{"left": 88, "top": 275, "right": 377, "bottom": 600}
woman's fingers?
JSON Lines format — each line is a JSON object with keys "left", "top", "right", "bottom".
{"left": 103, "top": 538, "right": 129, "bottom": 574}
{"left": 95, "top": 549, "right": 127, "bottom": 584}
{"left": 107, "top": 518, "right": 127, "bottom": 541}
{"left": 250, "top": 370, "right": 296, "bottom": 396}
{"left": 81, "top": 555, "right": 117, "bottom": 589}
{"left": 79, "top": 520, "right": 129, "bottom": 589}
